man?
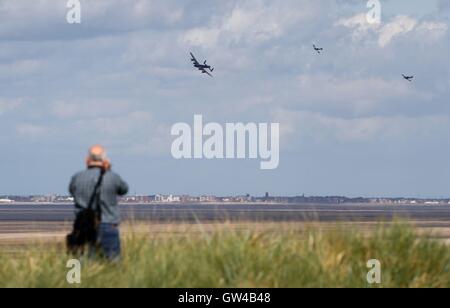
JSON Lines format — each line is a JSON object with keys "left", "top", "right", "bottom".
{"left": 69, "top": 145, "right": 129, "bottom": 260}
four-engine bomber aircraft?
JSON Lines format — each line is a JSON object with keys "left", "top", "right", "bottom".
{"left": 190, "top": 52, "right": 214, "bottom": 77}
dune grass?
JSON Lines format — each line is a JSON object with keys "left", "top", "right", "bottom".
{"left": 0, "top": 223, "right": 449, "bottom": 288}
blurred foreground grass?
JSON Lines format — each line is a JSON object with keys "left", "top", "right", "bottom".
{"left": 0, "top": 223, "right": 449, "bottom": 288}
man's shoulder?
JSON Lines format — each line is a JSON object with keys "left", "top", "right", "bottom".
{"left": 72, "top": 169, "right": 123, "bottom": 181}
{"left": 105, "top": 170, "right": 122, "bottom": 180}
{"left": 72, "top": 169, "right": 97, "bottom": 180}
{"left": 71, "top": 170, "right": 86, "bottom": 179}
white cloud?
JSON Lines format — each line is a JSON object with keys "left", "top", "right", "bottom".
{"left": 337, "top": 14, "right": 448, "bottom": 47}
{"left": 183, "top": 28, "right": 220, "bottom": 49}
{"left": 221, "top": 3, "right": 283, "bottom": 44}
{"left": 415, "top": 21, "right": 448, "bottom": 39}
{"left": 182, "top": 0, "right": 314, "bottom": 48}
{"left": 335, "top": 13, "right": 380, "bottom": 42}
{"left": 378, "top": 16, "right": 417, "bottom": 47}
{"left": 0, "top": 0, "right": 185, "bottom": 40}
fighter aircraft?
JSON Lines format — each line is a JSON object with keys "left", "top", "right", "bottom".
{"left": 402, "top": 74, "right": 414, "bottom": 82}
{"left": 313, "top": 44, "right": 323, "bottom": 54}
{"left": 190, "top": 52, "right": 214, "bottom": 77}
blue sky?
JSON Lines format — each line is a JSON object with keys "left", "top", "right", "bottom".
{"left": 0, "top": 0, "right": 449, "bottom": 197}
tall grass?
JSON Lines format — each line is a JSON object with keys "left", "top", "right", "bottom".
{"left": 0, "top": 224, "right": 449, "bottom": 288}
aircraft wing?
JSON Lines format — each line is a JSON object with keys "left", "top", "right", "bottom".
{"left": 190, "top": 52, "right": 200, "bottom": 66}
{"left": 201, "top": 68, "right": 213, "bottom": 77}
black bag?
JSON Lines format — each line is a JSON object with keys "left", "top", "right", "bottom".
{"left": 67, "top": 169, "right": 105, "bottom": 255}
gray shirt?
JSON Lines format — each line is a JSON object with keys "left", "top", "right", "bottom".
{"left": 69, "top": 168, "right": 129, "bottom": 224}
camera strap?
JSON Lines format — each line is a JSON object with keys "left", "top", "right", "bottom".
{"left": 87, "top": 168, "right": 106, "bottom": 213}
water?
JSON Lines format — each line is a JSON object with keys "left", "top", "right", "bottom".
{"left": 1, "top": 203, "right": 450, "bottom": 223}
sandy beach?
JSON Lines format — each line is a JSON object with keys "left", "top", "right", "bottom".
{"left": 2, "top": 220, "right": 450, "bottom": 252}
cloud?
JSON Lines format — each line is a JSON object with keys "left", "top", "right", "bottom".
{"left": 377, "top": 15, "right": 417, "bottom": 47}
{"left": 182, "top": 0, "right": 317, "bottom": 48}
{"left": 0, "top": 0, "right": 185, "bottom": 41}
{"left": 415, "top": 21, "right": 449, "bottom": 39}
{"left": 337, "top": 14, "right": 448, "bottom": 47}
{"left": 335, "top": 13, "right": 380, "bottom": 42}
{"left": 183, "top": 28, "right": 220, "bottom": 49}
{"left": 273, "top": 109, "right": 450, "bottom": 146}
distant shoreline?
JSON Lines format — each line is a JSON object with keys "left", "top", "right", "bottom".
{"left": 2, "top": 201, "right": 450, "bottom": 206}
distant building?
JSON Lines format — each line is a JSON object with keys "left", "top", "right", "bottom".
{"left": 31, "top": 195, "right": 56, "bottom": 203}
{"left": 55, "top": 196, "right": 74, "bottom": 203}
{"left": 199, "top": 196, "right": 218, "bottom": 202}
{"left": 424, "top": 201, "right": 440, "bottom": 205}
{"left": 155, "top": 194, "right": 181, "bottom": 203}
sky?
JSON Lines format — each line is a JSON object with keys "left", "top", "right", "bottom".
{"left": 0, "top": 0, "right": 449, "bottom": 197}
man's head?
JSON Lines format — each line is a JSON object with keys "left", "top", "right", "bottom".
{"left": 86, "top": 145, "right": 110, "bottom": 169}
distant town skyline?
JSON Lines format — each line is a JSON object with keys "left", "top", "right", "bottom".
{"left": 2, "top": 193, "right": 450, "bottom": 206}
{"left": 0, "top": 1, "right": 449, "bottom": 198}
